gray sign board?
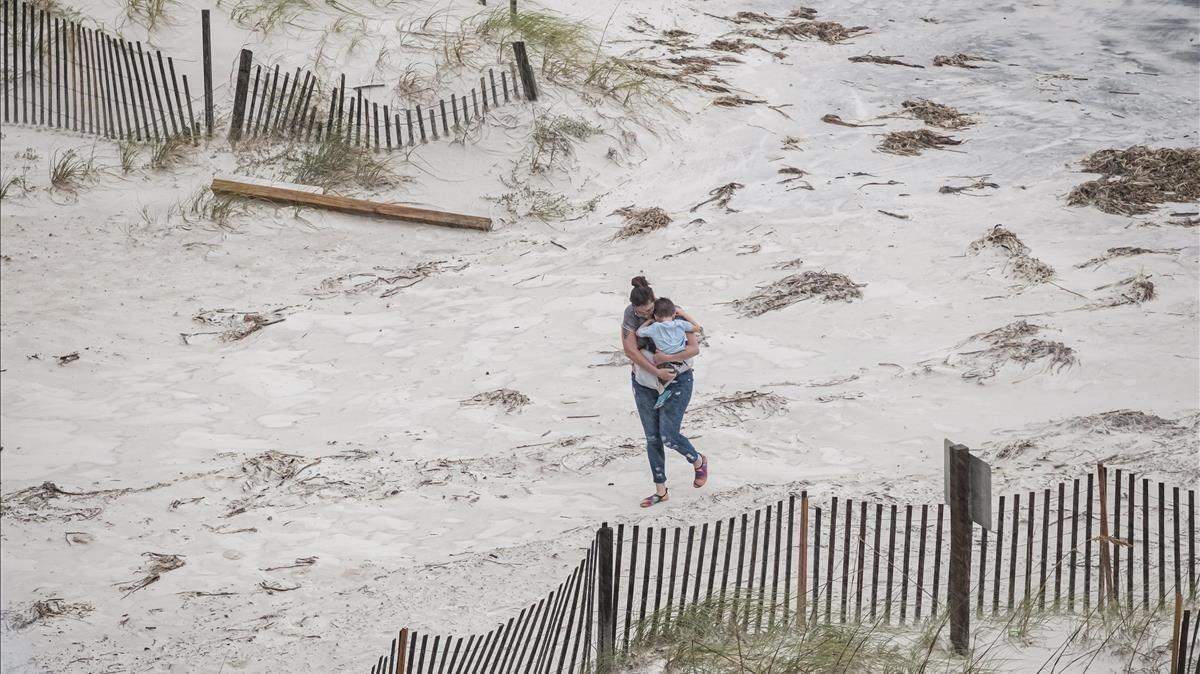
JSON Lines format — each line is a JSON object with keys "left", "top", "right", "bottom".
{"left": 944, "top": 440, "right": 993, "bottom": 531}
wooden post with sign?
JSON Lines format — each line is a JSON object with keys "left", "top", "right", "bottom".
{"left": 947, "top": 441, "right": 971, "bottom": 655}
{"left": 945, "top": 440, "right": 992, "bottom": 656}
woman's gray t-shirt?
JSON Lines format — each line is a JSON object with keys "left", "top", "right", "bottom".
{"left": 622, "top": 304, "right": 656, "bottom": 352}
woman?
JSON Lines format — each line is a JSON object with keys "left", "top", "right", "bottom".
{"left": 621, "top": 276, "right": 708, "bottom": 508}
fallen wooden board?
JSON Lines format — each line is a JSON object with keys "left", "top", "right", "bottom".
{"left": 210, "top": 178, "right": 492, "bottom": 231}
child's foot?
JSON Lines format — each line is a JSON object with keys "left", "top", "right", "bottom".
{"left": 640, "top": 489, "right": 669, "bottom": 508}
{"left": 693, "top": 455, "right": 708, "bottom": 488}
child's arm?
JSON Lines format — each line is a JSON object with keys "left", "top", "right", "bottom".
{"left": 635, "top": 321, "right": 655, "bottom": 338}
{"left": 675, "top": 308, "right": 703, "bottom": 333}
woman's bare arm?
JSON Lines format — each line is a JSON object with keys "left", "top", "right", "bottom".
{"left": 655, "top": 331, "right": 700, "bottom": 364}
{"left": 674, "top": 308, "right": 703, "bottom": 333}
{"left": 623, "top": 329, "right": 676, "bottom": 381}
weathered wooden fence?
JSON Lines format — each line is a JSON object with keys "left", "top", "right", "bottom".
{"left": 1, "top": 0, "right": 200, "bottom": 141}
{"left": 371, "top": 466, "right": 1197, "bottom": 672}
{"left": 228, "top": 45, "right": 531, "bottom": 147}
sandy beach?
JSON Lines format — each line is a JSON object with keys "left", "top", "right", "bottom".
{"left": 1, "top": 0, "right": 1197, "bottom": 670}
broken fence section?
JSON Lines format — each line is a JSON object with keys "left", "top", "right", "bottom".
{"left": 229, "top": 45, "right": 531, "bottom": 147}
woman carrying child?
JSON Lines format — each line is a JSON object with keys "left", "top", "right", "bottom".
{"left": 619, "top": 276, "right": 709, "bottom": 508}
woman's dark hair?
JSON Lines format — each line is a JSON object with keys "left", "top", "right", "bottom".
{"left": 653, "top": 297, "right": 676, "bottom": 318}
{"left": 629, "top": 276, "right": 655, "bottom": 306}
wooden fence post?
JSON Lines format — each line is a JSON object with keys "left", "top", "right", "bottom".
{"left": 1170, "top": 594, "right": 1182, "bottom": 674}
{"left": 393, "top": 627, "right": 408, "bottom": 674}
{"left": 1097, "top": 463, "right": 1114, "bottom": 610}
{"left": 201, "top": 8, "right": 213, "bottom": 136}
{"left": 947, "top": 441, "right": 972, "bottom": 656}
{"left": 512, "top": 41, "right": 537, "bottom": 101}
{"left": 228, "top": 48, "right": 252, "bottom": 141}
{"left": 797, "top": 491, "right": 809, "bottom": 628}
{"left": 596, "top": 523, "right": 615, "bottom": 671}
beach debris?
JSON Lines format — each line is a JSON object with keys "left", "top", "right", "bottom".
{"left": 117, "top": 552, "right": 185, "bottom": 597}
{"left": 894, "top": 99, "right": 976, "bottom": 129}
{"left": 940, "top": 320, "right": 1077, "bottom": 382}
{"left": 708, "top": 39, "right": 751, "bottom": 53}
{"left": 654, "top": 28, "right": 695, "bottom": 49}
{"left": 778, "top": 167, "right": 813, "bottom": 190}
{"left": 858, "top": 180, "right": 902, "bottom": 190}
{"left": 790, "top": 7, "right": 819, "bottom": 19}
{"left": 933, "top": 53, "right": 994, "bottom": 68}
{"left": 691, "top": 182, "right": 744, "bottom": 212}
{"left": 4, "top": 599, "right": 94, "bottom": 630}
{"left": 732, "top": 271, "right": 865, "bottom": 317}
{"left": 848, "top": 54, "right": 924, "bottom": 68}
{"left": 614, "top": 206, "right": 672, "bottom": 238}
{"left": 589, "top": 350, "right": 630, "bottom": 368}
{"left": 781, "top": 136, "right": 803, "bottom": 151}
{"left": 168, "top": 496, "right": 204, "bottom": 511}
{"left": 55, "top": 352, "right": 80, "bottom": 366}
{"left": 969, "top": 224, "right": 1029, "bottom": 257}
{"left": 0, "top": 480, "right": 170, "bottom": 523}
{"left": 878, "top": 210, "right": 909, "bottom": 220}
{"left": 182, "top": 307, "right": 296, "bottom": 344}
{"left": 1075, "top": 247, "right": 1180, "bottom": 269}
{"left": 821, "top": 114, "right": 884, "bottom": 128}
{"left": 767, "top": 20, "right": 869, "bottom": 44}
{"left": 772, "top": 258, "right": 804, "bottom": 270}
{"left": 1067, "top": 146, "right": 1200, "bottom": 215}
{"left": 878, "top": 129, "right": 963, "bottom": 156}
{"left": 311, "top": 261, "right": 461, "bottom": 299}
{"left": 1091, "top": 273, "right": 1156, "bottom": 307}
{"left": 259, "top": 580, "right": 301, "bottom": 593}
{"left": 690, "top": 390, "right": 788, "bottom": 426}
{"left": 712, "top": 95, "right": 766, "bottom": 107}
{"left": 738, "top": 244, "right": 762, "bottom": 256}
{"left": 940, "top": 176, "right": 998, "bottom": 195}
{"left": 816, "top": 391, "right": 864, "bottom": 403}
{"left": 660, "top": 245, "right": 699, "bottom": 260}
{"left": 462, "top": 388, "right": 531, "bottom": 413}
{"left": 968, "top": 225, "right": 1056, "bottom": 286}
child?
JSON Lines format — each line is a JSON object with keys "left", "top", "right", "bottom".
{"left": 636, "top": 297, "right": 695, "bottom": 408}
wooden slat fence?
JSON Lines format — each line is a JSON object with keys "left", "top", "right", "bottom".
{"left": 1, "top": 0, "right": 199, "bottom": 141}
{"left": 231, "top": 48, "right": 527, "bottom": 149}
{"left": 370, "top": 469, "right": 1197, "bottom": 671}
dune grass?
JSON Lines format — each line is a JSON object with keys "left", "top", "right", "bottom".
{"left": 292, "top": 134, "right": 398, "bottom": 190}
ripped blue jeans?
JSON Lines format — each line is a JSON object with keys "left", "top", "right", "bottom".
{"left": 633, "top": 369, "right": 699, "bottom": 485}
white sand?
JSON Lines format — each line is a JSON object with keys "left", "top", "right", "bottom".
{"left": 2, "top": 0, "right": 1197, "bottom": 670}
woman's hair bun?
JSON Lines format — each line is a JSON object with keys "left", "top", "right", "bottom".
{"left": 631, "top": 276, "right": 650, "bottom": 288}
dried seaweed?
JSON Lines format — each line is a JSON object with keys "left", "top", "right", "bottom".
{"left": 690, "top": 390, "right": 788, "bottom": 426}
{"left": 968, "top": 225, "right": 1054, "bottom": 285}
{"left": 462, "top": 388, "right": 531, "bottom": 413}
{"left": 1092, "top": 273, "right": 1156, "bottom": 307}
{"left": 897, "top": 99, "right": 975, "bottom": 129}
{"left": 117, "top": 552, "right": 186, "bottom": 597}
{"left": 933, "top": 53, "right": 993, "bottom": 68}
{"left": 770, "top": 20, "right": 869, "bottom": 44}
{"left": 1075, "top": 246, "right": 1180, "bottom": 269}
{"left": 878, "top": 129, "right": 963, "bottom": 156}
{"left": 5, "top": 599, "right": 94, "bottom": 630}
{"left": 821, "top": 114, "right": 884, "bottom": 128}
{"left": 778, "top": 167, "right": 813, "bottom": 190}
{"left": 713, "top": 95, "right": 766, "bottom": 107}
{"left": 732, "top": 271, "right": 865, "bottom": 317}
{"left": 942, "top": 321, "right": 1077, "bottom": 381}
{"left": 312, "top": 262, "right": 456, "bottom": 299}
{"left": 691, "top": 182, "right": 745, "bottom": 212}
{"left": 183, "top": 307, "right": 297, "bottom": 344}
{"left": 1068, "top": 146, "right": 1200, "bottom": 215}
{"left": 969, "top": 225, "right": 1029, "bottom": 257}
{"left": 849, "top": 54, "right": 923, "bottom": 68}
{"left": 940, "top": 176, "right": 998, "bottom": 195}
{"left": 614, "top": 206, "right": 672, "bottom": 238}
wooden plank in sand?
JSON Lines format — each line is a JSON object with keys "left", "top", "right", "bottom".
{"left": 209, "top": 177, "right": 493, "bottom": 231}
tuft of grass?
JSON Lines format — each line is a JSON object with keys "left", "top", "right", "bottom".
{"left": 148, "top": 136, "right": 189, "bottom": 170}
{"left": 530, "top": 115, "right": 602, "bottom": 172}
{"left": 478, "top": 9, "right": 661, "bottom": 104}
{"left": 124, "top": 0, "right": 173, "bottom": 30}
{"left": 228, "top": 0, "right": 312, "bottom": 33}
{"left": 1, "top": 171, "right": 30, "bottom": 200}
{"left": 48, "top": 148, "right": 94, "bottom": 190}
{"left": 176, "top": 186, "right": 241, "bottom": 229}
{"left": 293, "top": 134, "right": 398, "bottom": 190}
{"left": 118, "top": 141, "right": 142, "bottom": 174}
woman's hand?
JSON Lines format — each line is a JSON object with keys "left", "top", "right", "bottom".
{"left": 655, "top": 332, "right": 700, "bottom": 364}
{"left": 658, "top": 368, "right": 677, "bottom": 382}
